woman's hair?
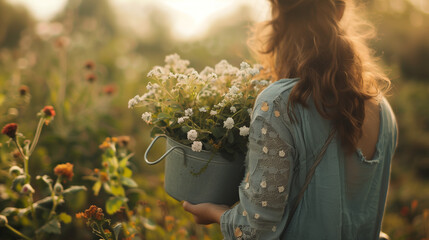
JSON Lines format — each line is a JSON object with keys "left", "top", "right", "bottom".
{"left": 250, "top": 0, "right": 391, "bottom": 152}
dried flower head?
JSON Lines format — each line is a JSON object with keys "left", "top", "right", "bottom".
{"left": 84, "top": 60, "right": 95, "bottom": 70}
{"left": 19, "top": 85, "right": 29, "bottom": 96}
{"left": 116, "top": 135, "right": 131, "bottom": 148}
{"left": 1, "top": 123, "right": 18, "bottom": 139}
{"left": 76, "top": 205, "right": 105, "bottom": 221}
{"left": 54, "top": 162, "right": 74, "bottom": 181}
{"left": 86, "top": 73, "right": 97, "bottom": 83}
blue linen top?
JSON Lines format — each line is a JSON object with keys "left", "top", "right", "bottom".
{"left": 220, "top": 78, "right": 398, "bottom": 240}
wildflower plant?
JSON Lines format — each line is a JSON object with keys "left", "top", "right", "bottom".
{"left": 129, "top": 54, "right": 268, "bottom": 159}
{"left": 0, "top": 106, "right": 86, "bottom": 240}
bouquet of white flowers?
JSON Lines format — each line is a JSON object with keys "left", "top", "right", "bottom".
{"left": 129, "top": 54, "right": 269, "bottom": 161}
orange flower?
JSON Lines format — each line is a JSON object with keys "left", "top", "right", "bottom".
{"left": 1, "top": 123, "right": 18, "bottom": 139}
{"left": 43, "top": 106, "right": 56, "bottom": 117}
{"left": 54, "top": 162, "right": 74, "bottom": 181}
{"left": 103, "top": 85, "right": 116, "bottom": 95}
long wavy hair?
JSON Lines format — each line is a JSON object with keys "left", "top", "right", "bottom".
{"left": 250, "top": 0, "right": 391, "bottom": 152}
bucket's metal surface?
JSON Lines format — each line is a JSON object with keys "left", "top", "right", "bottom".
{"left": 164, "top": 138, "right": 245, "bottom": 206}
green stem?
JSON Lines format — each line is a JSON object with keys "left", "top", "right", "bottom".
{"left": 29, "top": 117, "right": 45, "bottom": 156}
{"left": 13, "top": 139, "right": 29, "bottom": 182}
{"left": 29, "top": 194, "right": 37, "bottom": 226}
{"left": 5, "top": 223, "right": 32, "bottom": 240}
{"left": 47, "top": 178, "right": 60, "bottom": 221}
{"left": 98, "top": 222, "right": 110, "bottom": 240}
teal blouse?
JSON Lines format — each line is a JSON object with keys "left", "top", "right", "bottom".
{"left": 220, "top": 78, "right": 398, "bottom": 239}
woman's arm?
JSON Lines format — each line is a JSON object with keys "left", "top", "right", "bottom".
{"left": 184, "top": 99, "right": 296, "bottom": 239}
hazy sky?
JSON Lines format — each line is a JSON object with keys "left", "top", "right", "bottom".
{"left": 6, "top": 0, "right": 271, "bottom": 39}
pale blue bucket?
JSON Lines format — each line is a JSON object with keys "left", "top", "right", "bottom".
{"left": 144, "top": 135, "right": 245, "bottom": 206}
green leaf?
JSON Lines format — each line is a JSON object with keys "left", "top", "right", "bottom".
{"left": 36, "top": 175, "right": 53, "bottom": 188}
{"left": 11, "top": 175, "right": 26, "bottom": 192}
{"left": 121, "top": 177, "right": 138, "bottom": 188}
{"left": 119, "top": 153, "right": 134, "bottom": 168}
{"left": 211, "top": 127, "right": 226, "bottom": 139}
{"left": 1, "top": 207, "right": 18, "bottom": 216}
{"left": 63, "top": 186, "right": 87, "bottom": 198}
{"left": 92, "top": 181, "right": 102, "bottom": 196}
{"left": 106, "top": 196, "right": 127, "bottom": 215}
{"left": 157, "top": 113, "right": 170, "bottom": 119}
{"left": 228, "top": 132, "right": 235, "bottom": 144}
{"left": 122, "top": 167, "right": 132, "bottom": 178}
{"left": 113, "top": 223, "right": 122, "bottom": 239}
{"left": 36, "top": 218, "right": 61, "bottom": 235}
{"left": 150, "top": 127, "right": 164, "bottom": 137}
{"left": 110, "top": 183, "right": 125, "bottom": 196}
{"left": 58, "top": 212, "right": 72, "bottom": 224}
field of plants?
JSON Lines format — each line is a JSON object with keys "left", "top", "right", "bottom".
{"left": 0, "top": 0, "right": 428, "bottom": 239}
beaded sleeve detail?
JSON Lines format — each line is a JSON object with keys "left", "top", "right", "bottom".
{"left": 220, "top": 99, "right": 295, "bottom": 240}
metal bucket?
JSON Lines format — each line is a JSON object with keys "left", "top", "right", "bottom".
{"left": 144, "top": 135, "right": 245, "bottom": 206}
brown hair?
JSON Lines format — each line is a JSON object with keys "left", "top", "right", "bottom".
{"left": 250, "top": 0, "right": 390, "bottom": 152}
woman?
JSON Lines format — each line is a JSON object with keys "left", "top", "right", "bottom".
{"left": 183, "top": 0, "right": 398, "bottom": 239}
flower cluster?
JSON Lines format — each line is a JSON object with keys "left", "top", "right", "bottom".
{"left": 54, "top": 162, "right": 74, "bottom": 181}
{"left": 76, "top": 205, "right": 105, "bottom": 221}
{"left": 129, "top": 54, "right": 268, "bottom": 157}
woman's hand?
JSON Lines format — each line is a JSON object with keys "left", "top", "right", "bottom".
{"left": 182, "top": 201, "right": 230, "bottom": 225}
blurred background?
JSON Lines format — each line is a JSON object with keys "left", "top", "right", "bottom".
{"left": 0, "top": 0, "right": 428, "bottom": 239}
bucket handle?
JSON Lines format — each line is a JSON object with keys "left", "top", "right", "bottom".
{"left": 144, "top": 135, "right": 185, "bottom": 165}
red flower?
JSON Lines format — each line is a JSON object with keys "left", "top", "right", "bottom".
{"left": 43, "top": 106, "right": 56, "bottom": 117}
{"left": 54, "top": 162, "right": 74, "bottom": 181}
{"left": 1, "top": 123, "right": 18, "bottom": 139}
{"left": 84, "top": 60, "right": 95, "bottom": 70}
{"left": 19, "top": 85, "right": 29, "bottom": 96}
{"left": 86, "top": 73, "right": 96, "bottom": 83}
{"left": 103, "top": 85, "right": 116, "bottom": 95}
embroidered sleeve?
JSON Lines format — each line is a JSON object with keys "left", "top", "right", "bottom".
{"left": 220, "top": 99, "right": 295, "bottom": 240}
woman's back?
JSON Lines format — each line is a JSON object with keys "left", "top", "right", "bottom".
{"left": 229, "top": 78, "right": 398, "bottom": 239}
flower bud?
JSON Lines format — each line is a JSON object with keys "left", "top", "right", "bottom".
{"left": 54, "top": 182, "right": 63, "bottom": 195}
{"left": 9, "top": 166, "right": 24, "bottom": 177}
{"left": 0, "top": 215, "right": 8, "bottom": 227}
{"left": 21, "top": 183, "right": 35, "bottom": 195}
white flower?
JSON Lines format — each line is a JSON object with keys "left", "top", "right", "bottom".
{"left": 185, "top": 108, "right": 193, "bottom": 117}
{"left": 178, "top": 117, "right": 185, "bottom": 124}
{"left": 187, "top": 130, "right": 198, "bottom": 141}
{"left": 191, "top": 141, "right": 203, "bottom": 152}
{"left": 128, "top": 95, "right": 140, "bottom": 109}
{"left": 210, "top": 110, "right": 217, "bottom": 116}
{"left": 229, "top": 86, "right": 240, "bottom": 94}
{"left": 199, "top": 107, "right": 207, "bottom": 112}
{"left": 230, "top": 106, "right": 237, "bottom": 113}
{"left": 240, "top": 61, "right": 251, "bottom": 70}
{"left": 141, "top": 112, "right": 152, "bottom": 123}
{"left": 239, "top": 126, "right": 250, "bottom": 136}
{"left": 165, "top": 53, "right": 181, "bottom": 65}
{"left": 223, "top": 117, "right": 235, "bottom": 129}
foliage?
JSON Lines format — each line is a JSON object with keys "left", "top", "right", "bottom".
{"left": 0, "top": 107, "right": 86, "bottom": 240}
